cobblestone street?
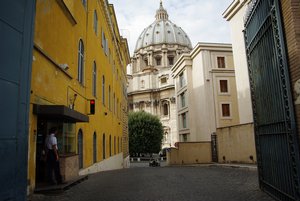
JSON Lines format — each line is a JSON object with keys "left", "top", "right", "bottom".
{"left": 29, "top": 164, "right": 273, "bottom": 201}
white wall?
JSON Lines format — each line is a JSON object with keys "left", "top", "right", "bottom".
{"left": 79, "top": 153, "right": 125, "bottom": 175}
{"left": 228, "top": 4, "right": 253, "bottom": 124}
{"left": 190, "top": 50, "right": 215, "bottom": 142}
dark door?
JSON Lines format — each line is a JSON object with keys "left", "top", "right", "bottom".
{"left": 35, "top": 119, "right": 48, "bottom": 184}
{"left": 78, "top": 130, "right": 83, "bottom": 169}
{"left": 244, "top": 0, "right": 300, "bottom": 200}
{"left": 0, "top": 1, "right": 35, "bottom": 200}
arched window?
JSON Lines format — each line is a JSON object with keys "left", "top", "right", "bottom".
{"left": 109, "top": 85, "right": 111, "bottom": 110}
{"left": 163, "top": 102, "right": 169, "bottom": 116}
{"left": 113, "top": 93, "right": 116, "bottom": 114}
{"left": 92, "top": 61, "right": 97, "bottom": 97}
{"left": 78, "top": 40, "right": 84, "bottom": 84}
{"left": 102, "top": 75, "right": 105, "bottom": 105}
{"left": 93, "top": 10, "right": 98, "bottom": 35}
{"left": 102, "top": 134, "right": 106, "bottom": 159}
{"left": 81, "top": 0, "right": 86, "bottom": 8}
{"left": 114, "top": 136, "right": 116, "bottom": 155}
{"left": 93, "top": 132, "right": 97, "bottom": 163}
{"left": 77, "top": 129, "right": 83, "bottom": 169}
{"left": 117, "top": 137, "right": 119, "bottom": 153}
{"left": 109, "top": 135, "right": 112, "bottom": 156}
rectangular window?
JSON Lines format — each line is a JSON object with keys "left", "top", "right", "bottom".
{"left": 217, "top": 57, "right": 225, "bottom": 68}
{"left": 55, "top": 123, "right": 76, "bottom": 154}
{"left": 219, "top": 80, "right": 228, "bottom": 93}
{"left": 221, "top": 103, "right": 230, "bottom": 117}
{"left": 179, "top": 72, "right": 185, "bottom": 88}
{"left": 181, "top": 113, "right": 187, "bottom": 128}
{"left": 180, "top": 92, "right": 185, "bottom": 108}
{"left": 182, "top": 134, "right": 187, "bottom": 142}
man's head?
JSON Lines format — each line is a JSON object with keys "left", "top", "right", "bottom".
{"left": 49, "top": 127, "right": 58, "bottom": 135}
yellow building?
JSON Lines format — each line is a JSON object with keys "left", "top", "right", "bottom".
{"left": 28, "top": 0, "right": 130, "bottom": 193}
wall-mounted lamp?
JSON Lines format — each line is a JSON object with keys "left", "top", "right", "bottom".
{"left": 59, "top": 63, "right": 69, "bottom": 70}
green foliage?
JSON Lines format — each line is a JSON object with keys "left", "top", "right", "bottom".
{"left": 128, "top": 111, "right": 163, "bottom": 155}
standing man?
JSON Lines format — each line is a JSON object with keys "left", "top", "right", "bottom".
{"left": 46, "top": 127, "right": 63, "bottom": 185}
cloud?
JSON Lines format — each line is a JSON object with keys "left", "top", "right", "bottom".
{"left": 109, "top": 0, "right": 233, "bottom": 55}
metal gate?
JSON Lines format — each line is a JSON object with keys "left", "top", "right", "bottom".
{"left": 244, "top": 0, "right": 300, "bottom": 200}
{"left": 211, "top": 133, "right": 218, "bottom": 163}
{"left": 0, "top": 1, "right": 35, "bottom": 200}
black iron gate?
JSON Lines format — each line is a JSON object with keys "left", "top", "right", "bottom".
{"left": 244, "top": 0, "right": 300, "bottom": 200}
{"left": 211, "top": 133, "right": 218, "bottom": 163}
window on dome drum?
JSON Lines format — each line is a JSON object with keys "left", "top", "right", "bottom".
{"left": 221, "top": 103, "right": 231, "bottom": 117}
{"left": 156, "top": 57, "right": 161, "bottom": 66}
{"left": 93, "top": 132, "right": 97, "bottom": 163}
{"left": 163, "top": 103, "right": 169, "bottom": 116}
{"left": 161, "top": 77, "right": 167, "bottom": 84}
{"left": 144, "top": 59, "right": 148, "bottom": 66}
{"left": 92, "top": 61, "right": 97, "bottom": 97}
{"left": 102, "top": 76, "right": 105, "bottom": 105}
{"left": 93, "top": 10, "right": 98, "bottom": 35}
{"left": 139, "top": 101, "right": 145, "bottom": 111}
{"left": 78, "top": 39, "right": 84, "bottom": 84}
{"left": 102, "top": 134, "right": 106, "bottom": 159}
{"left": 168, "top": 57, "right": 174, "bottom": 65}
{"left": 219, "top": 80, "right": 228, "bottom": 93}
{"left": 179, "top": 72, "right": 185, "bottom": 88}
{"left": 217, "top": 57, "right": 226, "bottom": 68}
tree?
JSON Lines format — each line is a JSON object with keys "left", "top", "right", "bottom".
{"left": 128, "top": 111, "right": 163, "bottom": 155}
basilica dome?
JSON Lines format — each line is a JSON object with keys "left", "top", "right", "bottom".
{"left": 134, "top": 1, "right": 192, "bottom": 52}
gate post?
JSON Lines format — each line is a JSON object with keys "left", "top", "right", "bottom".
{"left": 211, "top": 132, "right": 218, "bottom": 163}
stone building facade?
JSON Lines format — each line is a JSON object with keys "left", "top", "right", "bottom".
{"left": 127, "top": 1, "right": 192, "bottom": 148}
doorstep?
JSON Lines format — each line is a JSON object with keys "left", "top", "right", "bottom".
{"left": 34, "top": 175, "right": 88, "bottom": 194}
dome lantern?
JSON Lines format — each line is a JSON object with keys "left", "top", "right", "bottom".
{"left": 155, "top": 0, "right": 169, "bottom": 21}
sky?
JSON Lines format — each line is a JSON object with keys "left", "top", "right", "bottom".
{"left": 109, "top": 0, "right": 234, "bottom": 55}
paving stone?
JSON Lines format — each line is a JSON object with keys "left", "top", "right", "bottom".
{"left": 30, "top": 165, "right": 274, "bottom": 201}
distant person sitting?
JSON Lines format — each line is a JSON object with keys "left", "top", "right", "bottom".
{"left": 46, "top": 127, "right": 63, "bottom": 185}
